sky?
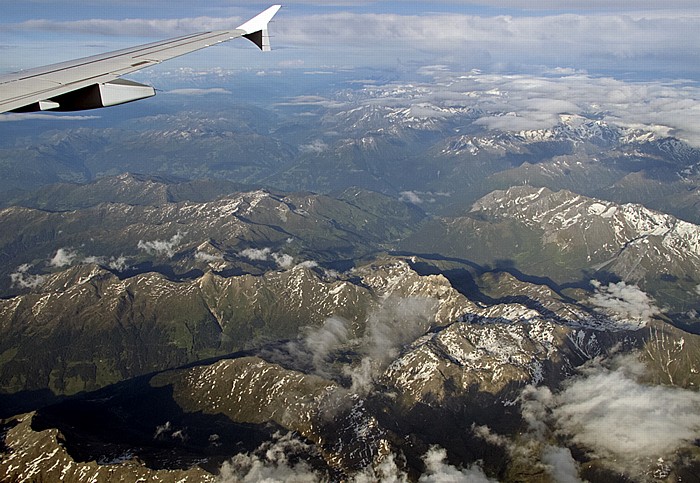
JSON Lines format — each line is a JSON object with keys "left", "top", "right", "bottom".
{"left": 2, "top": 1, "right": 700, "bottom": 80}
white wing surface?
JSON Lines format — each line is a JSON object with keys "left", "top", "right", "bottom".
{"left": 0, "top": 5, "right": 281, "bottom": 113}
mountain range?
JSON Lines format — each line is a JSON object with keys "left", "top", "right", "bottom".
{"left": 1, "top": 72, "right": 700, "bottom": 482}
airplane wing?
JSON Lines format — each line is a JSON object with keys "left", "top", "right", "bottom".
{"left": 0, "top": 5, "right": 281, "bottom": 114}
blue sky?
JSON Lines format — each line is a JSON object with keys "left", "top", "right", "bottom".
{"left": 2, "top": 1, "right": 700, "bottom": 80}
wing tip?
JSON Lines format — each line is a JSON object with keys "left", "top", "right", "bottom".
{"left": 236, "top": 5, "right": 282, "bottom": 51}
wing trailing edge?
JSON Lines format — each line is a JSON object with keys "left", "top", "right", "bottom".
{"left": 0, "top": 5, "right": 282, "bottom": 114}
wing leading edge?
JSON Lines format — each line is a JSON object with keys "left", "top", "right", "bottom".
{"left": 0, "top": 5, "right": 281, "bottom": 114}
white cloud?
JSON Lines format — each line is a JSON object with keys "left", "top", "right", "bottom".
{"left": 195, "top": 251, "right": 224, "bottom": 262}
{"left": 540, "top": 446, "right": 583, "bottom": 483}
{"left": 137, "top": 232, "right": 184, "bottom": 258}
{"left": 276, "top": 96, "right": 348, "bottom": 109}
{"left": 50, "top": 247, "right": 79, "bottom": 268}
{"left": 219, "top": 432, "right": 319, "bottom": 483}
{"left": 296, "top": 260, "right": 319, "bottom": 269}
{"left": 299, "top": 139, "right": 329, "bottom": 154}
{"left": 108, "top": 255, "right": 129, "bottom": 271}
{"left": 344, "top": 297, "right": 437, "bottom": 394}
{"left": 220, "top": 433, "right": 494, "bottom": 483}
{"left": 10, "top": 264, "right": 45, "bottom": 289}
{"left": 272, "top": 252, "right": 295, "bottom": 269}
{"left": 5, "top": 7, "right": 700, "bottom": 77}
{"left": 520, "top": 354, "right": 700, "bottom": 476}
{"left": 337, "top": 69, "right": 700, "bottom": 147}
{"left": 399, "top": 191, "right": 423, "bottom": 205}
{"left": 239, "top": 247, "right": 272, "bottom": 261}
{"left": 239, "top": 247, "right": 295, "bottom": 269}
{"left": 552, "top": 367, "right": 700, "bottom": 461}
{"left": 0, "top": 113, "right": 100, "bottom": 122}
{"left": 165, "top": 88, "right": 231, "bottom": 96}
{"left": 588, "top": 280, "right": 661, "bottom": 328}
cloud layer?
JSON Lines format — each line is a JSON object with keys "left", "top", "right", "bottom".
{"left": 3, "top": 7, "right": 700, "bottom": 78}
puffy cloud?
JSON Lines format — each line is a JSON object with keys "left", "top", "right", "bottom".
{"left": 299, "top": 139, "right": 329, "bottom": 154}
{"left": 304, "top": 316, "right": 350, "bottom": 372}
{"left": 137, "top": 232, "right": 184, "bottom": 258}
{"left": 238, "top": 247, "right": 295, "bottom": 269}
{"left": 194, "top": 251, "right": 224, "bottom": 262}
{"left": 220, "top": 433, "right": 494, "bottom": 483}
{"left": 10, "top": 264, "right": 45, "bottom": 289}
{"left": 520, "top": 354, "right": 700, "bottom": 477}
{"left": 272, "top": 252, "right": 295, "bottom": 269}
{"left": 419, "top": 447, "right": 496, "bottom": 483}
{"left": 239, "top": 247, "right": 272, "bottom": 261}
{"left": 50, "top": 247, "right": 79, "bottom": 268}
{"left": 260, "top": 296, "right": 437, "bottom": 395}
{"left": 588, "top": 280, "right": 661, "bottom": 329}
{"left": 296, "top": 260, "right": 319, "bottom": 269}
{"left": 108, "top": 255, "right": 129, "bottom": 271}
{"left": 219, "top": 432, "right": 319, "bottom": 483}
{"left": 399, "top": 191, "right": 424, "bottom": 205}
{"left": 552, "top": 366, "right": 700, "bottom": 461}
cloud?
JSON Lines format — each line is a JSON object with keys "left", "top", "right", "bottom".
{"left": 276, "top": 96, "right": 348, "bottom": 109}
{"left": 238, "top": 247, "right": 295, "bottom": 269}
{"left": 399, "top": 191, "right": 424, "bottom": 205}
{"left": 540, "top": 446, "right": 583, "bottom": 483}
{"left": 220, "top": 433, "right": 494, "bottom": 483}
{"left": 304, "top": 316, "right": 350, "bottom": 372}
{"left": 55, "top": 252, "right": 130, "bottom": 272}
{"left": 324, "top": 69, "right": 700, "bottom": 147}
{"left": 108, "top": 255, "right": 129, "bottom": 271}
{"left": 195, "top": 251, "right": 224, "bottom": 262}
{"left": 8, "top": 16, "right": 245, "bottom": 38}
{"left": 10, "top": 264, "right": 46, "bottom": 289}
{"left": 153, "top": 421, "right": 187, "bottom": 442}
{"left": 165, "top": 88, "right": 231, "bottom": 96}
{"left": 5, "top": 6, "right": 700, "bottom": 78}
{"left": 272, "top": 253, "right": 295, "bottom": 269}
{"left": 520, "top": 354, "right": 700, "bottom": 476}
{"left": 260, "top": 296, "right": 437, "bottom": 395}
{"left": 239, "top": 247, "right": 272, "bottom": 261}
{"left": 299, "top": 139, "right": 329, "bottom": 154}
{"left": 344, "top": 296, "right": 437, "bottom": 394}
{"left": 137, "top": 232, "right": 184, "bottom": 258}
{"left": 588, "top": 280, "right": 661, "bottom": 329}
{"left": 50, "top": 247, "right": 79, "bottom": 268}
{"left": 0, "top": 113, "right": 101, "bottom": 122}
{"left": 219, "top": 432, "right": 319, "bottom": 483}
{"left": 419, "top": 447, "right": 497, "bottom": 483}
{"left": 553, "top": 367, "right": 700, "bottom": 461}
{"left": 398, "top": 191, "right": 448, "bottom": 205}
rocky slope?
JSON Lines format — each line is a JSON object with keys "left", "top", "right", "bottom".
{"left": 403, "top": 186, "right": 700, "bottom": 331}
{"left": 2, "top": 252, "right": 698, "bottom": 482}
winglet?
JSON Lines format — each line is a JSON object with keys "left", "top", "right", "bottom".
{"left": 236, "top": 5, "right": 282, "bottom": 52}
